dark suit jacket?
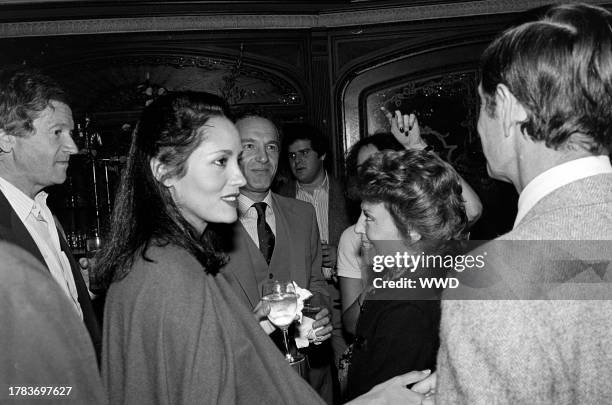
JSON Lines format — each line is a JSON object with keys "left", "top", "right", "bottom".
{"left": 218, "top": 192, "right": 329, "bottom": 309}
{"left": 0, "top": 190, "right": 101, "bottom": 362}
{"left": 275, "top": 174, "right": 351, "bottom": 247}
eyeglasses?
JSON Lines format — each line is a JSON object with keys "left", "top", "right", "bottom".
{"left": 288, "top": 149, "right": 313, "bottom": 161}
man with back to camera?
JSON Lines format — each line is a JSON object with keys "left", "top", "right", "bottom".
{"left": 0, "top": 68, "right": 101, "bottom": 361}
{"left": 409, "top": 4, "right": 612, "bottom": 404}
{"left": 216, "top": 113, "right": 335, "bottom": 403}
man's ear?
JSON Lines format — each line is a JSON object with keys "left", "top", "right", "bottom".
{"left": 149, "top": 157, "right": 174, "bottom": 187}
{"left": 0, "top": 129, "right": 16, "bottom": 153}
{"left": 497, "top": 84, "right": 528, "bottom": 139}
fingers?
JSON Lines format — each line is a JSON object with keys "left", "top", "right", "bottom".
{"left": 400, "top": 112, "right": 416, "bottom": 132}
{"left": 422, "top": 395, "right": 436, "bottom": 405}
{"left": 380, "top": 106, "right": 416, "bottom": 133}
{"left": 403, "top": 113, "right": 416, "bottom": 131}
{"left": 313, "top": 317, "right": 330, "bottom": 330}
{"left": 381, "top": 106, "right": 394, "bottom": 120}
{"left": 314, "top": 325, "right": 332, "bottom": 337}
{"left": 314, "top": 331, "right": 332, "bottom": 343}
{"left": 252, "top": 300, "right": 270, "bottom": 320}
{"left": 313, "top": 312, "right": 330, "bottom": 329}
{"left": 411, "top": 372, "right": 437, "bottom": 395}
{"left": 390, "top": 369, "right": 432, "bottom": 387}
{"left": 409, "top": 113, "right": 419, "bottom": 133}
{"left": 314, "top": 307, "right": 329, "bottom": 320}
{"left": 395, "top": 109, "right": 403, "bottom": 132}
{"left": 381, "top": 106, "right": 400, "bottom": 133}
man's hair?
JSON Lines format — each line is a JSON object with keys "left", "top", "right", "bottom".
{"left": 234, "top": 111, "right": 281, "bottom": 141}
{"left": 480, "top": 3, "right": 612, "bottom": 153}
{"left": 345, "top": 132, "right": 404, "bottom": 174}
{"left": 345, "top": 133, "right": 404, "bottom": 203}
{"left": 282, "top": 122, "right": 329, "bottom": 158}
{"left": 0, "top": 68, "right": 68, "bottom": 138}
{"left": 355, "top": 149, "right": 467, "bottom": 241}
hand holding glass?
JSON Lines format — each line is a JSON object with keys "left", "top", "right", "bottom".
{"left": 262, "top": 280, "right": 298, "bottom": 361}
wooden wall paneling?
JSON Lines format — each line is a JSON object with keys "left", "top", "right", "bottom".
{"left": 0, "top": 28, "right": 315, "bottom": 242}
{"left": 325, "top": 14, "right": 522, "bottom": 238}
{"left": 0, "top": 29, "right": 314, "bottom": 153}
{"left": 308, "top": 28, "right": 339, "bottom": 176}
{"left": 328, "top": 13, "right": 515, "bottom": 152}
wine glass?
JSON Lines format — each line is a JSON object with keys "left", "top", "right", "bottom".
{"left": 262, "top": 280, "right": 299, "bottom": 361}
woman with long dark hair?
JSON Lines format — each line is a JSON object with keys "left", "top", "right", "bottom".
{"left": 96, "top": 92, "right": 323, "bottom": 404}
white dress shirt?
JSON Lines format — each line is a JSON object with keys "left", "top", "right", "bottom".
{"left": 514, "top": 155, "right": 612, "bottom": 228}
{"left": 0, "top": 176, "right": 83, "bottom": 318}
{"left": 238, "top": 192, "right": 276, "bottom": 247}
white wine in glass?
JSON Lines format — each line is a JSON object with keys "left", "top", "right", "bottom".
{"left": 262, "top": 280, "right": 298, "bottom": 361}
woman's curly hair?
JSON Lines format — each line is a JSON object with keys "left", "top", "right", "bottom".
{"left": 355, "top": 149, "right": 467, "bottom": 241}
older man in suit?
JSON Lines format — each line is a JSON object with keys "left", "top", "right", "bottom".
{"left": 0, "top": 68, "right": 101, "bottom": 361}
{"left": 408, "top": 4, "right": 612, "bottom": 405}
{"left": 217, "top": 114, "right": 334, "bottom": 403}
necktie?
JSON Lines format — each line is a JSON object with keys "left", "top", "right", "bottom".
{"left": 253, "top": 202, "right": 275, "bottom": 264}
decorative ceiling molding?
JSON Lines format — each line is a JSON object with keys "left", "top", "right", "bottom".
{"left": 46, "top": 53, "right": 304, "bottom": 112}
{"left": 0, "top": 0, "right": 606, "bottom": 38}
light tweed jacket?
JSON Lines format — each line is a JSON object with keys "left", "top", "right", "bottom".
{"left": 437, "top": 173, "right": 612, "bottom": 404}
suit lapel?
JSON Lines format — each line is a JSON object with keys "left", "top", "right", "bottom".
{"left": 328, "top": 178, "right": 339, "bottom": 243}
{"left": 270, "top": 194, "right": 309, "bottom": 287}
{"left": 228, "top": 223, "right": 266, "bottom": 308}
{"left": 269, "top": 194, "right": 293, "bottom": 277}
{"left": 0, "top": 191, "right": 46, "bottom": 267}
{"left": 327, "top": 177, "right": 350, "bottom": 245}
{"left": 54, "top": 218, "right": 101, "bottom": 359}
{"left": 0, "top": 190, "right": 101, "bottom": 361}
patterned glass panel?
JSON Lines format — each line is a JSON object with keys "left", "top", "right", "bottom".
{"left": 363, "top": 71, "right": 517, "bottom": 238}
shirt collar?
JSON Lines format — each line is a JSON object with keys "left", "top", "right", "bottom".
{"left": 514, "top": 155, "right": 612, "bottom": 228}
{"left": 238, "top": 191, "right": 274, "bottom": 218}
{"left": 0, "top": 175, "right": 48, "bottom": 222}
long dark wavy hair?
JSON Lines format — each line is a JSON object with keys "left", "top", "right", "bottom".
{"left": 95, "top": 91, "right": 230, "bottom": 289}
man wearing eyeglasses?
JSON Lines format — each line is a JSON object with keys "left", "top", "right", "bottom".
{"left": 277, "top": 122, "right": 351, "bottom": 402}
